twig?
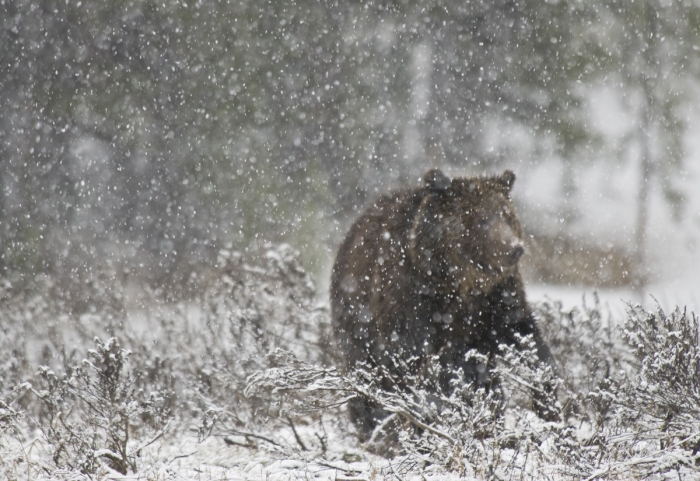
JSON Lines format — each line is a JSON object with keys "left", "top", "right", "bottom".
{"left": 169, "top": 451, "right": 198, "bottom": 462}
{"left": 386, "top": 405, "right": 457, "bottom": 444}
{"left": 499, "top": 369, "right": 547, "bottom": 395}
{"left": 223, "top": 436, "right": 252, "bottom": 448}
{"left": 286, "top": 417, "right": 308, "bottom": 451}
{"left": 130, "top": 419, "right": 172, "bottom": 456}
{"left": 312, "top": 459, "right": 363, "bottom": 471}
{"left": 315, "top": 431, "right": 327, "bottom": 455}
{"left": 231, "top": 429, "right": 281, "bottom": 447}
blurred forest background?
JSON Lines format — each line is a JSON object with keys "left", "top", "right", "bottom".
{"left": 2, "top": 0, "right": 700, "bottom": 306}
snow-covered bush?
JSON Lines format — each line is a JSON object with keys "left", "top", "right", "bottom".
{"left": 189, "top": 244, "right": 332, "bottom": 447}
{"left": 3, "top": 247, "right": 700, "bottom": 479}
{"left": 246, "top": 344, "right": 557, "bottom": 478}
{"left": 0, "top": 244, "right": 331, "bottom": 463}
{"left": 535, "top": 296, "right": 636, "bottom": 420}
{"left": 0, "top": 384, "right": 25, "bottom": 437}
{"left": 584, "top": 305, "right": 700, "bottom": 478}
{"left": 248, "top": 299, "right": 700, "bottom": 479}
{"left": 30, "top": 337, "right": 171, "bottom": 474}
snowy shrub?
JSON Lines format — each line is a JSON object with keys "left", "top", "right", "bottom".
{"left": 535, "top": 296, "right": 636, "bottom": 421}
{"left": 0, "top": 244, "right": 330, "bottom": 458}
{"left": 3, "top": 246, "right": 700, "bottom": 480}
{"left": 0, "top": 384, "right": 26, "bottom": 436}
{"left": 243, "top": 349, "right": 476, "bottom": 460}
{"left": 0, "top": 273, "right": 130, "bottom": 399}
{"left": 190, "top": 244, "right": 332, "bottom": 447}
{"left": 0, "top": 315, "right": 30, "bottom": 403}
{"left": 30, "top": 337, "right": 171, "bottom": 474}
{"left": 246, "top": 344, "right": 556, "bottom": 478}
{"left": 583, "top": 305, "right": 700, "bottom": 478}
{"left": 192, "top": 244, "right": 331, "bottom": 367}
{"left": 0, "top": 286, "right": 42, "bottom": 400}
{"left": 247, "top": 300, "right": 700, "bottom": 479}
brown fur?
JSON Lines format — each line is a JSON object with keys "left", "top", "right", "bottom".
{"left": 330, "top": 169, "right": 554, "bottom": 435}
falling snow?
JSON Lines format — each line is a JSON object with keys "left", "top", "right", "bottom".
{"left": 3, "top": 0, "right": 700, "bottom": 479}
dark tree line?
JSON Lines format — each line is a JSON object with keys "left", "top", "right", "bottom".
{"left": 1, "top": 0, "right": 699, "bottom": 297}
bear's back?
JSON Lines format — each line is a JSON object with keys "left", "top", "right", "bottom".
{"left": 330, "top": 188, "right": 426, "bottom": 369}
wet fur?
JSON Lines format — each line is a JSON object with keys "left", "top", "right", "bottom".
{"left": 330, "top": 170, "right": 553, "bottom": 436}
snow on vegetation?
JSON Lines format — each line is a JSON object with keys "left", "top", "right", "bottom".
{"left": 1, "top": 245, "right": 700, "bottom": 480}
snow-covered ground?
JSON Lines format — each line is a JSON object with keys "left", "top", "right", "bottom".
{"left": 529, "top": 281, "right": 700, "bottom": 317}
{"left": 2, "top": 280, "right": 699, "bottom": 480}
{"left": 5, "top": 87, "right": 700, "bottom": 480}
{"left": 0, "top": 429, "right": 484, "bottom": 481}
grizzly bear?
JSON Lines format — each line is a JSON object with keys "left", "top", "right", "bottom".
{"left": 330, "top": 169, "right": 555, "bottom": 436}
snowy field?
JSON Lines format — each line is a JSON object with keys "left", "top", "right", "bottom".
{"left": 2, "top": 244, "right": 700, "bottom": 481}
{"left": 4, "top": 154, "right": 700, "bottom": 480}
{"left": 5, "top": 0, "right": 700, "bottom": 479}
{"left": 4, "top": 80, "right": 700, "bottom": 481}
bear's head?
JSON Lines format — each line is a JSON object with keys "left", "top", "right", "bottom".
{"left": 409, "top": 169, "right": 525, "bottom": 297}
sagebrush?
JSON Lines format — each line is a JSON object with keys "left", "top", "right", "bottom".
{"left": 1, "top": 247, "right": 699, "bottom": 480}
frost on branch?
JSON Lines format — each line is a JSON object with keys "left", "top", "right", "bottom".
{"left": 190, "top": 245, "right": 332, "bottom": 448}
{"left": 31, "top": 337, "right": 171, "bottom": 474}
{"left": 0, "top": 384, "right": 27, "bottom": 436}
{"left": 247, "top": 301, "right": 700, "bottom": 479}
{"left": 246, "top": 348, "right": 563, "bottom": 478}
{"left": 586, "top": 305, "right": 700, "bottom": 478}
{"left": 535, "top": 296, "right": 636, "bottom": 421}
{"left": 4, "top": 245, "right": 700, "bottom": 479}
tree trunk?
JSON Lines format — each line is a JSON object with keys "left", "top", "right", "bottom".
{"left": 633, "top": 3, "right": 658, "bottom": 294}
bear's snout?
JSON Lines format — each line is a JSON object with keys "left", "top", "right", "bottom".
{"left": 507, "top": 243, "right": 525, "bottom": 266}
{"left": 488, "top": 217, "right": 524, "bottom": 268}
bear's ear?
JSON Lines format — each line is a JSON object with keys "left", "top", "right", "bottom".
{"left": 424, "top": 169, "right": 451, "bottom": 193}
{"left": 497, "top": 170, "right": 516, "bottom": 191}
